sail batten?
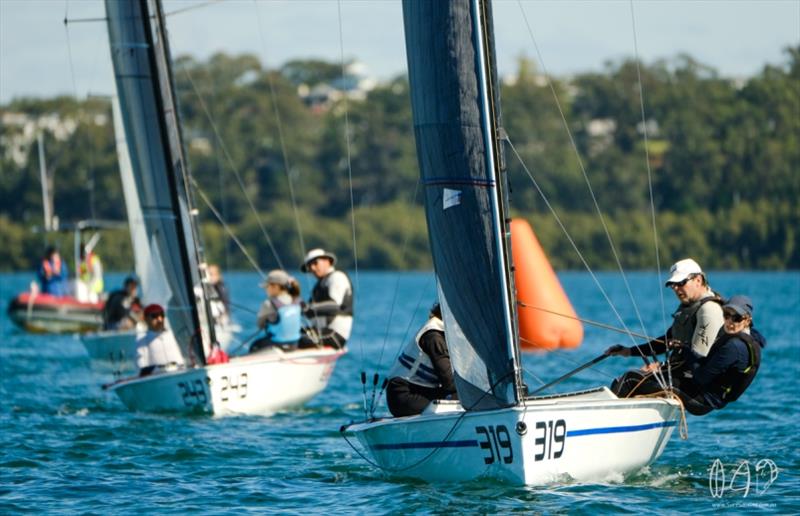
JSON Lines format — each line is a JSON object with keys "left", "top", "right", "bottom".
{"left": 402, "top": 0, "right": 519, "bottom": 411}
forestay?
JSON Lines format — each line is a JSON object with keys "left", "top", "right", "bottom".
{"left": 106, "top": 0, "right": 212, "bottom": 362}
{"left": 402, "top": 0, "right": 521, "bottom": 410}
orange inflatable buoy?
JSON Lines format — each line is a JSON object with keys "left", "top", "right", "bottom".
{"left": 511, "top": 218, "right": 583, "bottom": 351}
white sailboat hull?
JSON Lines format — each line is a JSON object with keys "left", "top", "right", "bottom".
{"left": 107, "top": 347, "right": 345, "bottom": 416}
{"left": 345, "top": 388, "right": 680, "bottom": 485}
{"left": 81, "top": 322, "right": 239, "bottom": 374}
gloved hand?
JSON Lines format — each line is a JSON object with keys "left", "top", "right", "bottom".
{"left": 604, "top": 344, "right": 630, "bottom": 356}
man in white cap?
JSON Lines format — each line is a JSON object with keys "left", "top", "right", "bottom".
{"left": 605, "top": 258, "right": 725, "bottom": 401}
{"left": 299, "top": 248, "right": 353, "bottom": 349}
{"left": 607, "top": 258, "right": 724, "bottom": 360}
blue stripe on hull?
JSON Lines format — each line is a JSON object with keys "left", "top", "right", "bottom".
{"left": 369, "top": 421, "right": 675, "bottom": 451}
{"left": 567, "top": 420, "right": 676, "bottom": 437}
{"left": 373, "top": 440, "right": 479, "bottom": 451}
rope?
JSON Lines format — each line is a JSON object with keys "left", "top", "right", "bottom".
{"left": 252, "top": 1, "right": 306, "bottom": 260}
{"left": 628, "top": 0, "right": 672, "bottom": 388}
{"left": 517, "top": 301, "right": 665, "bottom": 344}
{"left": 191, "top": 178, "right": 266, "bottom": 279}
{"left": 376, "top": 181, "right": 422, "bottom": 372}
{"left": 63, "top": 2, "right": 79, "bottom": 98}
{"left": 343, "top": 369, "right": 515, "bottom": 473}
{"left": 181, "top": 67, "right": 285, "bottom": 270}
{"left": 631, "top": 390, "right": 689, "bottom": 440}
{"left": 514, "top": 2, "right": 669, "bottom": 391}
{"left": 336, "top": 1, "right": 360, "bottom": 295}
{"left": 371, "top": 275, "right": 435, "bottom": 418}
{"left": 164, "top": 0, "right": 222, "bottom": 18}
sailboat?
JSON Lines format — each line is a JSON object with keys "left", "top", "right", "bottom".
{"left": 80, "top": 95, "right": 236, "bottom": 374}
{"left": 101, "top": 0, "right": 345, "bottom": 415}
{"left": 6, "top": 126, "right": 123, "bottom": 334}
{"left": 343, "top": 0, "right": 679, "bottom": 484}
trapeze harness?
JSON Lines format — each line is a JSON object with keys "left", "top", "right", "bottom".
{"left": 265, "top": 298, "right": 302, "bottom": 343}
{"left": 310, "top": 270, "right": 353, "bottom": 337}
{"left": 662, "top": 294, "right": 723, "bottom": 366}
{"left": 671, "top": 294, "right": 723, "bottom": 346}
{"left": 700, "top": 331, "right": 762, "bottom": 408}
{"left": 388, "top": 317, "right": 445, "bottom": 388}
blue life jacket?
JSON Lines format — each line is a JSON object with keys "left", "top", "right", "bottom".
{"left": 266, "top": 299, "right": 301, "bottom": 343}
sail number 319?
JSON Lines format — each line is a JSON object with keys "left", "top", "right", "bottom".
{"left": 534, "top": 419, "right": 566, "bottom": 461}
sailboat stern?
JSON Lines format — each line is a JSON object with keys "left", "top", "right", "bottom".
{"left": 344, "top": 389, "right": 680, "bottom": 485}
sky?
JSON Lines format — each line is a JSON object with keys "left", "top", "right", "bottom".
{"left": 0, "top": 0, "right": 798, "bottom": 104}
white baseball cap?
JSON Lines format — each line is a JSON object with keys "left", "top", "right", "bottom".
{"left": 300, "top": 248, "right": 337, "bottom": 272}
{"left": 665, "top": 258, "right": 703, "bottom": 286}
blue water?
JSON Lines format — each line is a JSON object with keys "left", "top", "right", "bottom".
{"left": 1, "top": 271, "right": 798, "bottom": 513}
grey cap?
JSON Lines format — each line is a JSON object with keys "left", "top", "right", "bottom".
{"left": 261, "top": 269, "right": 292, "bottom": 288}
{"left": 723, "top": 295, "right": 753, "bottom": 318}
{"left": 300, "top": 248, "right": 337, "bottom": 272}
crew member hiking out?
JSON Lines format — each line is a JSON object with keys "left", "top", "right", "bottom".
{"left": 606, "top": 258, "right": 725, "bottom": 374}
{"left": 608, "top": 295, "right": 765, "bottom": 415}
{"left": 386, "top": 303, "right": 457, "bottom": 417}
{"left": 299, "top": 248, "right": 352, "bottom": 349}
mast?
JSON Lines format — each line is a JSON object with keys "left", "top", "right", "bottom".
{"left": 471, "top": 0, "right": 525, "bottom": 398}
{"left": 402, "top": 0, "right": 522, "bottom": 410}
{"left": 148, "top": 0, "right": 218, "bottom": 352}
{"left": 106, "top": 0, "right": 215, "bottom": 363}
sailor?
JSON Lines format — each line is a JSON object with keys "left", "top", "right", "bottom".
{"left": 386, "top": 303, "right": 458, "bottom": 417}
{"left": 606, "top": 258, "right": 725, "bottom": 362}
{"left": 608, "top": 296, "right": 765, "bottom": 415}
{"left": 78, "top": 245, "right": 104, "bottom": 303}
{"left": 135, "top": 303, "right": 185, "bottom": 376}
{"left": 103, "top": 276, "right": 142, "bottom": 330}
{"left": 207, "top": 264, "right": 231, "bottom": 315}
{"left": 37, "top": 246, "right": 69, "bottom": 297}
{"left": 250, "top": 269, "right": 302, "bottom": 353}
{"left": 299, "top": 248, "right": 353, "bottom": 349}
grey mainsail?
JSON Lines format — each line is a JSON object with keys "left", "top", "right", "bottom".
{"left": 106, "top": 0, "right": 214, "bottom": 362}
{"left": 402, "top": 0, "right": 521, "bottom": 410}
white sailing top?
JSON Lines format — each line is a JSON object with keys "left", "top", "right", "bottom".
{"left": 136, "top": 329, "right": 186, "bottom": 369}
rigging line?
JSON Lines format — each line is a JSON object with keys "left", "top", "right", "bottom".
{"left": 180, "top": 67, "right": 284, "bottom": 270}
{"left": 505, "top": 138, "right": 636, "bottom": 346}
{"left": 63, "top": 16, "right": 107, "bottom": 24}
{"left": 376, "top": 179, "right": 422, "bottom": 370}
{"left": 629, "top": 0, "right": 673, "bottom": 391}
{"left": 517, "top": 301, "right": 663, "bottom": 344}
{"left": 191, "top": 178, "right": 266, "bottom": 279}
{"left": 371, "top": 274, "right": 435, "bottom": 418}
{"left": 252, "top": 1, "right": 306, "bottom": 259}
{"left": 63, "top": 1, "right": 80, "bottom": 98}
{"left": 346, "top": 366, "right": 517, "bottom": 473}
{"left": 164, "top": 0, "right": 223, "bottom": 18}
{"left": 515, "top": 2, "right": 651, "bottom": 346}
{"left": 508, "top": 137, "right": 668, "bottom": 391}
{"left": 336, "top": 0, "right": 361, "bottom": 296}
{"left": 628, "top": 0, "right": 670, "bottom": 352}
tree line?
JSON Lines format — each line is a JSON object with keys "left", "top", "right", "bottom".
{"left": 0, "top": 47, "right": 797, "bottom": 273}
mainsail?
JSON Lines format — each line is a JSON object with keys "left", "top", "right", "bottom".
{"left": 106, "top": 0, "right": 214, "bottom": 361}
{"left": 402, "top": 0, "right": 521, "bottom": 410}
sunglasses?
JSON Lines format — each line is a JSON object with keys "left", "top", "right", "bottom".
{"left": 723, "top": 311, "right": 745, "bottom": 323}
{"left": 146, "top": 312, "right": 165, "bottom": 319}
{"left": 668, "top": 275, "right": 696, "bottom": 288}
